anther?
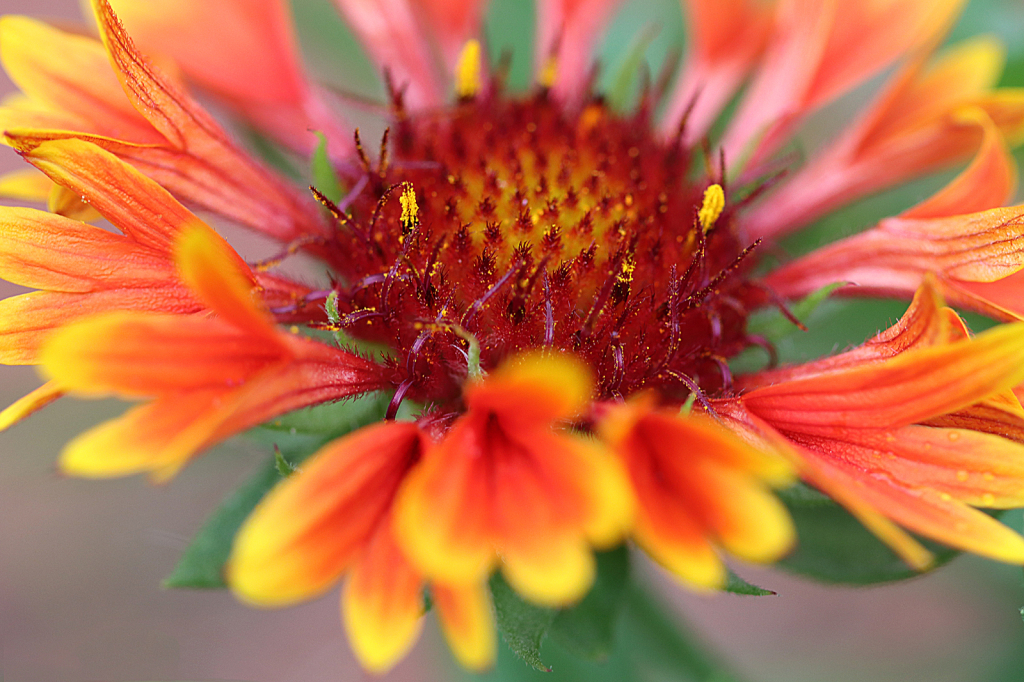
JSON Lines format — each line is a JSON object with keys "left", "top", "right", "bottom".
{"left": 455, "top": 39, "right": 483, "bottom": 99}
{"left": 698, "top": 184, "right": 725, "bottom": 233}
{"left": 400, "top": 184, "right": 420, "bottom": 232}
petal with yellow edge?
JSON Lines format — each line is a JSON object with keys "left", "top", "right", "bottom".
{"left": 0, "top": 15, "right": 159, "bottom": 142}
{"left": 743, "top": 322, "right": 1024, "bottom": 431}
{"left": 230, "top": 422, "right": 424, "bottom": 607}
{"left": 598, "top": 402, "right": 794, "bottom": 589}
{"left": 0, "top": 380, "right": 63, "bottom": 431}
{"left": 394, "top": 353, "right": 633, "bottom": 607}
{"left": 342, "top": 516, "right": 425, "bottom": 674}
{"left": 433, "top": 582, "right": 496, "bottom": 672}
{"left": 785, "top": 429, "right": 1024, "bottom": 564}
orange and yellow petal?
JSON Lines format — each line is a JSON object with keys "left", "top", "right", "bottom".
{"left": 16, "top": 137, "right": 199, "bottom": 251}
{"left": 342, "top": 518, "right": 425, "bottom": 674}
{"left": 0, "top": 15, "right": 158, "bottom": 142}
{"left": 743, "top": 322, "right": 1024, "bottom": 431}
{"left": 0, "top": 380, "right": 63, "bottom": 431}
{"left": 433, "top": 582, "right": 496, "bottom": 671}
{"left": 599, "top": 403, "right": 794, "bottom": 588}
{"left": 58, "top": 387, "right": 236, "bottom": 481}
{"left": 464, "top": 351, "right": 594, "bottom": 427}
{"left": 172, "top": 222, "right": 271, "bottom": 339}
{"left": 0, "top": 207, "right": 177, "bottom": 292}
{"left": 789, "top": 431, "right": 1024, "bottom": 564}
{"left": 230, "top": 422, "right": 424, "bottom": 606}
{"left": 397, "top": 379, "right": 633, "bottom": 606}
{"left": 0, "top": 168, "right": 50, "bottom": 202}
{"left": 0, "top": 287, "right": 197, "bottom": 365}
{"left": 40, "top": 312, "right": 283, "bottom": 396}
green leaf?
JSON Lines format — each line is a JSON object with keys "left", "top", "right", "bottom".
{"left": 311, "top": 131, "right": 344, "bottom": 204}
{"left": 724, "top": 570, "right": 775, "bottom": 597}
{"left": 164, "top": 394, "right": 390, "bottom": 589}
{"left": 489, "top": 573, "right": 557, "bottom": 672}
{"left": 549, "top": 546, "right": 631, "bottom": 660}
{"left": 777, "top": 485, "right": 961, "bottom": 585}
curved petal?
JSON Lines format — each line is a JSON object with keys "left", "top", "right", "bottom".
{"left": 342, "top": 518, "right": 425, "bottom": 674}
{"left": 433, "top": 581, "right": 496, "bottom": 672}
{"left": 230, "top": 422, "right": 424, "bottom": 605}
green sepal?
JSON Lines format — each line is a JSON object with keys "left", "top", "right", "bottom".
{"left": 549, "top": 546, "right": 631, "bottom": 661}
{"left": 311, "top": 131, "right": 344, "bottom": 204}
{"left": 489, "top": 573, "right": 557, "bottom": 672}
{"left": 724, "top": 569, "right": 775, "bottom": 596}
{"left": 163, "top": 393, "right": 390, "bottom": 589}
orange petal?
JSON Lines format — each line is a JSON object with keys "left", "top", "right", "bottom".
{"left": 742, "top": 276, "right": 953, "bottom": 388}
{"left": 433, "top": 581, "right": 496, "bottom": 672}
{"left": 743, "top": 322, "right": 1024, "bottom": 430}
{"left": 725, "top": 0, "right": 965, "bottom": 167}
{"left": 811, "top": 424, "right": 1024, "bottom": 508}
{"left": 83, "top": 0, "right": 323, "bottom": 241}
{"left": 17, "top": 137, "right": 200, "bottom": 251}
{"left": 787, "top": 429, "right": 1024, "bottom": 563}
{"left": 925, "top": 400, "right": 1024, "bottom": 444}
{"left": 0, "top": 380, "right": 63, "bottom": 431}
{"left": 173, "top": 222, "right": 270, "bottom": 339}
{"left": 58, "top": 386, "right": 239, "bottom": 481}
{"left": 0, "top": 207, "right": 179, "bottom": 292}
{"left": 464, "top": 351, "right": 595, "bottom": 427}
{"left": 106, "top": 0, "right": 349, "bottom": 154}
{"left": 600, "top": 405, "right": 793, "bottom": 588}
{"left": 764, "top": 203, "right": 1024, "bottom": 300}
{"left": 0, "top": 15, "right": 159, "bottom": 143}
{"left": 396, "top": 403, "right": 632, "bottom": 606}
{"left": 717, "top": 400, "right": 935, "bottom": 569}
{"left": 0, "top": 287, "right": 198, "bottom": 365}
{"left": 39, "top": 311, "right": 283, "bottom": 396}
{"left": 661, "top": 0, "right": 774, "bottom": 140}
{"left": 59, "top": 348, "right": 387, "bottom": 482}
{"left": 899, "top": 108, "right": 1017, "bottom": 220}
{"left": 342, "top": 518, "right": 425, "bottom": 674}
{"left": 745, "top": 38, "right": 1024, "bottom": 238}
{"left": 230, "top": 422, "right": 424, "bottom": 606}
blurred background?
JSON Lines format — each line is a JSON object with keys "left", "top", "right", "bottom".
{"left": 3, "top": 0, "right": 1024, "bottom": 680}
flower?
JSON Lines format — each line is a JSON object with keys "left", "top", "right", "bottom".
{"left": 4, "top": 0, "right": 1024, "bottom": 673}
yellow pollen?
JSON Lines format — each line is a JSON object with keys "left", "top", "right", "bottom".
{"left": 539, "top": 55, "right": 558, "bottom": 89}
{"left": 455, "top": 39, "right": 482, "bottom": 99}
{"left": 698, "top": 184, "right": 725, "bottom": 233}
{"left": 617, "top": 254, "right": 636, "bottom": 284}
{"left": 400, "top": 185, "right": 419, "bottom": 231}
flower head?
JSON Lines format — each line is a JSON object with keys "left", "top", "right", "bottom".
{"left": 5, "top": 0, "right": 1024, "bottom": 673}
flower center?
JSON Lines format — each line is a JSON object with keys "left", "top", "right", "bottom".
{"left": 322, "top": 91, "right": 761, "bottom": 407}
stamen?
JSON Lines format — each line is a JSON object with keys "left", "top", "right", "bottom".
{"left": 455, "top": 39, "right": 483, "bottom": 99}
{"left": 400, "top": 184, "right": 420, "bottom": 231}
{"left": 539, "top": 55, "right": 558, "bottom": 89}
{"left": 698, "top": 183, "right": 725, "bottom": 232}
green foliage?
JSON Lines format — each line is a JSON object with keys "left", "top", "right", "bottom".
{"left": 490, "top": 573, "right": 557, "bottom": 672}
{"left": 163, "top": 393, "right": 390, "bottom": 589}
{"left": 549, "top": 546, "right": 631, "bottom": 660}
{"left": 724, "top": 570, "right": 775, "bottom": 597}
{"left": 311, "top": 131, "right": 344, "bottom": 204}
